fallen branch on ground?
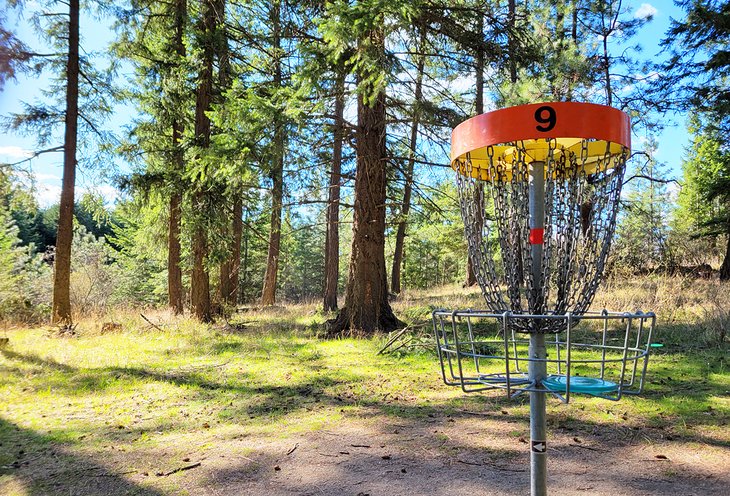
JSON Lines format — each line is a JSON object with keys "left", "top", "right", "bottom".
{"left": 140, "top": 314, "right": 164, "bottom": 332}
{"left": 157, "top": 462, "right": 201, "bottom": 476}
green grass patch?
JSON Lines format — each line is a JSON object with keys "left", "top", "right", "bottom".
{"left": 1, "top": 283, "right": 728, "bottom": 494}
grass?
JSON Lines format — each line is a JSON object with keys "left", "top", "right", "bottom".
{"left": 0, "top": 276, "right": 728, "bottom": 495}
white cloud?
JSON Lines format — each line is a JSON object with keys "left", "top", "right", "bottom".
{"left": 35, "top": 182, "right": 62, "bottom": 208}
{"left": 30, "top": 170, "right": 121, "bottom": 208}
{"left": 0, "top": 146, "right": 34, "bottom": 159}
{"left": 635, "top": 3, "right": 658, "bottom": 20}
{"left": 35, "top": 173, "right": 60, "bottom": 181}
{"left": 667, "top": 181, "right": 680, "bottom": 200}
{"left": 636, "top": 70, "right": 661, "bottom": 82}
{"left": 448, "top": 74, "right": 474, "bottom": 95}
{"left": 81, "top": 184, "right": 120, "bottom": 205}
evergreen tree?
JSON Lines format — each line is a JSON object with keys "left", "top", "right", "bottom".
{"left": 0, "top": 9, "right": 30, "bottom": 90}
{"left": 674, "top": 116, "right": 730, "bottom": 278}
{"left": 116, "top": 0, "right": 193, "bottom": 314}
{"left": 4, "top": 0, "right": 113, "bottom": 323}
{"left": 260, "top": 0, "right": 288, "bottom": 307}
{"left": 322, "top": 0, "right": 413, "bottom": 334}
{"left": 391, "top": 25, "right": 426, "bottom": 295}
{"left": 613, "top": 138, "right": 671, "bottom": 272}
{"left": 657, "top": 0, "right": 730, "bottom": 279}
{"left": 657, "top": 0, "right": 730, "bottom": 132}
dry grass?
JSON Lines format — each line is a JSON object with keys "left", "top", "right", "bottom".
{"left": 596, "top": 276, "right": 729, "bottom": 346}
{"left": 0, "top": 276, "right": 727, "bottom": 495}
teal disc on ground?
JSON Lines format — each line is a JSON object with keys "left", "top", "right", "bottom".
{"left": 542, "top": 375, "right": 618, "bottom": 395}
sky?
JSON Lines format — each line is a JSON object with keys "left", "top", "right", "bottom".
{"left": 0, "top": 1, "right": 690, "bottom": 208}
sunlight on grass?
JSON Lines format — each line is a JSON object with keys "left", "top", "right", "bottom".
{"left": 1, "top": 278, "right": 728, "bottom": 494}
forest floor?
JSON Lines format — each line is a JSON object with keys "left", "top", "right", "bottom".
{"left": 0, "top": 278, "right": 728, "bottom": 495}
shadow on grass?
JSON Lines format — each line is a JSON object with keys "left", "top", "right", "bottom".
{"left": 0, "top": 417, "right": 163, "bottom": 496}
{"left": 198, "top": 400, "right": 728, "bottom": 496}
{"left": 1, "top": 337, "right": 728, "bottom": 495}
{"left": 2, "top": 343, "right": 727, "bottom": 445}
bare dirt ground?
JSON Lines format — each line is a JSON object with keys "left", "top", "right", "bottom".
{"left": 5, "top": 406, "right": 727, "bottom": 496}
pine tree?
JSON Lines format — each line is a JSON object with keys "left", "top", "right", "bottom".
{"left": 323, "top": 66, "right": 345, "bottom": 312}
{"left": 657, "top": 0, "right": 730, "bottom": 279}
{"left": 260, "top": 0, "right": 287, "bottom": 307}
{"left": 391, "top": 25, "right": 426, "bottom": 296}
{"left": 115, "top": 0, "right": 193, "bottom": 315}
{"left": 4, "top": 0, "right": 113, "bottom": 323}
{"left": 0, "top": 10, "right": 30, "bottom": 90}
{"left": 675, "top": 116, "right": 730, "bottom": 278}
{"left": 322, "top": 1, "right": 410, "bottom": 334}
{"left": 613, "top": 138, "right": 671, "bottom": 272}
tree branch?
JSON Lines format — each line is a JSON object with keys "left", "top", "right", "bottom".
{"left": 623, "top": 174, "right": 680, "bottom": 186}
{"left": 0, "top": 145, "right": 64, "bottom": 168}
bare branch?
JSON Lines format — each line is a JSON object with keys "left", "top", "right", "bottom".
{"left": 0, "top": 145, "right": 64, "bottom": 168}
{"left": 623, "top": 174, "right": 680, "bottom": 186}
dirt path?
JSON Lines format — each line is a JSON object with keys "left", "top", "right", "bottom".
{"left": 176, "top": 410, "right": 727, "bottom": 496}
{"left": 3, "top": 405, "right": 727, "bottom": 495}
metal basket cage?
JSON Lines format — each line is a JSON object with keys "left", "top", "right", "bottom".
{"left": 433, "top": 309, "right": 655, "bottom": 403}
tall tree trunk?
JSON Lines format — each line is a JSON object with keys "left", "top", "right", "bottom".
{"left": 190, "top": 0, "right": 216, "bottom": 322}
{"left": 219, "top": 198, "right": 242, "bottom": 304}
{"left": 168, "top": 0, "right": 186, "bottom": 315}
{"left": 219, "top": 206, "right": 232, "bottom": 305}
{"left": 51, "top": 0, "right": 79, "bottom": 325}
{"left": 241, "top": 206, "right": 250, "bottom": 301}
{"left": 391, "top": 28, "right": 426, "bottom": 295}
{"left": 260, "top": 162, "right": 283, "bottom": 306}
{"left": 508, "top": 0, "right": 517, "bottom": 85}
{"left": 466, "top": 15, "right": 485, "bottom": 287}
{"left": 720, "top": 231, "right": 730, "bottom": 281}
{"left": 602, "top": 6, "right": 619, "bottom": 107}
{"left": 168, "top": 186, "right": 183, "bottom": 314}
{"left": 602, "top": 34, "right": 612, "bottom": 106}
{"left": 323, "top": 69, "right": 345, "bottom": 312}
{"left": 261, "top": 0, "right": 284, "bottom": 307}
{"left": 215, "top": 0, "right": 240, "bottom": 308}
{"left": 572, "top": 0, "right": 578, "bottom": 42}
{"left": 229, "top": 198, "right": 243, "bottom": 301}
{"left": 567, "top": 0, "right": 579, "bottom": 101}
{"left": 327, "top": 25, "right": 402, "bottom": 335}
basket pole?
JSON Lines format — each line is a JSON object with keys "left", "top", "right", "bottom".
{"left": 528, "top": 161, "right": 548, "bottom": 496}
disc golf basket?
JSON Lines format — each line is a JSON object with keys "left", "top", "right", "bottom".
{"left": 433, "top": 102, "right": 656, "bottom": 496}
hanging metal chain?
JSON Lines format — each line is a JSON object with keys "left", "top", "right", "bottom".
{"left": 456, "top": 139, "right": 628, "bottom": 333}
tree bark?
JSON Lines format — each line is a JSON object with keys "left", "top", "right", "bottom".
{"left": 220, "top": 198, "right": 242, "bottom": 304}
{"left": 168, "top": 187, "right": 183, "bottom": 314}
{"left": 219, "top": 208, "right": 232, "bottom": 306}
{"left": 167, "top": 0, "right": 186, "bottom": 315}
{"left": 327, "top": 25, "right": 403, "bottom": 335}
{"left": 230, "top": 198, "right": 243, "bottom": 301}
{"left": 214, "top": 0, "right": 239, "bottom": 308}
{"left": 323, "top": 69, "right": 345, "bottom": 312}
{"left": 260, "top": 162, "right": 283, "bottom": 306}
{"left": 508, "top": 0, "right": 517, "bottom": 85}
{"left": 391, "top": 28, "right": 426, "bottom": 296}
{"left": 51, "top": 0, "right": 79, "bottom": 325}
{"left": 261, "top": 0, "right": 284, "bottom": 307}
{"left": 720, "top": 231, "right": 730, "bottom": 281}
{"left": 466, "top": 15, "right": 485, "bottom": 287}
{"left": 190, "top": 0, "right": 216, "bottom": 322}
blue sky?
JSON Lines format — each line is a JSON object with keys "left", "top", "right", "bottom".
{"left": 0, "top": 1, "right": 689, "bottom": 207}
